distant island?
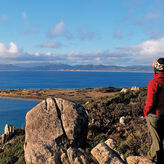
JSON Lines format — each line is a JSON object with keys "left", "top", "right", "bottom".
{"left": 0, "top": 64, "right": 153, "bottom": 72}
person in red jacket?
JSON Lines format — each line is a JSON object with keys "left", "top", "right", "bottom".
{"left": 144, "top": 58, "right": 164, "bottom": 163}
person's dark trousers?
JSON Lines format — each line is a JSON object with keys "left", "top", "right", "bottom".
{"left": 146, "top": 114, "right": 164, "bottom": 163}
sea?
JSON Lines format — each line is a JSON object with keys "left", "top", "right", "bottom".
{"left": 0, "top": 71, "right": 154, "bottom": 134}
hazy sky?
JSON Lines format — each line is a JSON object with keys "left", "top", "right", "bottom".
{"left": 0, "top": 0, "right": 164, "bottom": 66}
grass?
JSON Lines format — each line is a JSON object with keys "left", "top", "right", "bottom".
{"left": 0, "top": 129, "right": 25, "bottom": 164}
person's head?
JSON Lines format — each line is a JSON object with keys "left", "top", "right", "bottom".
{"left": 152, "top": 58, "right": 164, "bottom": 73}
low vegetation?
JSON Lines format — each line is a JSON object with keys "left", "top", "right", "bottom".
{"left": 0, "top": 87, "right": 151, "bottom": 163}
{"left": 85, "top": 87, "right": 151, "bottom": 162}
{"left": 0, "top": 129, "right": 25, "bottom": 164}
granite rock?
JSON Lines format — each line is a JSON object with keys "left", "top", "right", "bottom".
{"left": 24, "top": 98, "right": 88, "bottom": 164}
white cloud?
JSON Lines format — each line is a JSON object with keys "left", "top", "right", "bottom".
{"left": 0, "top": 43, "right": 6, "bottom": 53}
{"left": 48, "top": 21, "right": 65, "bottom": 37}
{"left": 65, "top": 38, "right": 164, "bottom": 65}
{"left": 8, "top": 42, "right": 19, "bottom": 54}
{"left": 1, "top": 38, "right": 164, "bottom": 66}
{"left": 34, "top": 52, "right": 40, "bottom": 56}
{"left": 126, "top": 38, "right": 164, "bottom": 58}
{"left": 24, "top": 28, "right": 37, "bottom": 35}
{"left": 0, "top": 42, "right": 20, "bottom": 58}
{"left": 48, "top": 21, "right": 73, "bottom": 39}
{"left": 45, "top": 52, "right": 52, "bottom": 56}
{"left": 39, "top": 41, "right": 62, "bottom": 49}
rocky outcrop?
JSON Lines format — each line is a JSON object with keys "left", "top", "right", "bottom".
{"left": 131, "top": 86, "right": 139, "bottom": 91}
{"left": 91, "top": 138, "right": 126, "bottom": 164}
{"left": 120, "top": 86, "right": 139, "bottom": 93}
{"left": 4, "top": 124, "right": 15, "bottom": 136}
{"left": 0, "top": 124, "right": 15, "bottom": 144}
{"left": 91, "top": 138, "right": 155, "bottom": 164}
{"left": 120, "top": 88, "right": 128, "bottom": 93}
{"left": 24, "top": 98, "right": 88, "bottom": 164}
{"left": 126, "top": 156, "right": 155, "bottom": 164}
{"left": 66, "top": 147, "right": 89, "bottom": 164}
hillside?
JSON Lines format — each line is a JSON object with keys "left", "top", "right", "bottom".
{"left": 0, "top": 87, "right": 151, "bottom": 163}
{"left": 85, "top": 87, "right": 150, "bottom": 161}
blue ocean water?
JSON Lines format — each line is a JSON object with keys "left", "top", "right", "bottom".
{"left": 0, "top": 98, "right": 39, "bottom": 134}
{"left": 0, "top": 71, "right": 154, "bottom": 134}
{"left": 0, "top": 71, "right": 153, "bottom": 89}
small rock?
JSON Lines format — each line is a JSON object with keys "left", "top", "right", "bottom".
{"left": 91, "top": 141, "right": 126, "bottom": 164}
{"left": 120, "top": 116, "right": 125, "bottom": 125}
{"left": 120, "top": 88, "right": 128, "bottom": 93}
{"left": 131, "top": 86, "right": 139, "bottom": 91}
{"left": 67, "top": 147, "right": 89, "bottom": 164}
{"left": 61, "top": 153, "right": 70, "bottom": 164}
{"left": 0, "top": 134, "right": 6, "bottom": 144}
{"left": 127, "top": 156, "right": 155, "bottom": 164}
{"left": 105, "top": 138, "right": 120, "bottom": 154}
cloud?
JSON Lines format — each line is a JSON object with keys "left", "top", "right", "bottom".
{"left": 77, "top": 28, "right": 95, "bottom": 40}
{"left": 64, "top": 38, "right": 164, "bottom": 65}
{"left": 115, "top": 38, "right": 164, "bottom": 65}
{"left": 0, "top": 42, "right": 20, "bottom": 58}
{"left": 22, "top": 12, "right": 27, "bottom": 20}
{"left": 48, "top": 21, "right": 74, "bottom": 39}
{"left": 113, "top": 30, "right": 123, "bottom": 39}
{"left": 48, "top": 21, "right": 65, "bottom": 37}
{"left": 130, "top": 38, "right": 164, "bottom": 58}
{"left": 144, "top": 28, "right": 164, "bottom": 39}
{"left": 38, "top": 41, "right": 62, "bottom": 49}
{"left": 135, "top": 11, "right": 161, "bottom": 25}
{"left": 24, "top": 28, "right": 37, "bottom": 35}
{"left": 1, "top": 38, "right": 164, "bottom": 65}
{"left": 21, "top": 12, "right": 37, "bottom": 35}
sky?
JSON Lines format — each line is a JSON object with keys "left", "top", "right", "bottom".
{"left": 0, "top": 0, "right": 164, "bottom": 66}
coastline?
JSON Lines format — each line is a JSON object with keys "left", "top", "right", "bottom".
{"left": 0, "top": 87, "right": 121, "bottom": 104}
{"left": 0, "top": 96, "right": 41, "bottom": 101}
{"left": 0, "top": 70, "right": 154, "bottom": 73}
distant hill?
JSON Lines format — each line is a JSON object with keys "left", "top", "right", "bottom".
{"left": 28, "top": 64, "right": 153, "bottom": 72}
{"left": 0, "top": 64, "right": 153, "bottom": 72}
{"left": 0, "top": 64, "right": 24, "bottom": 71}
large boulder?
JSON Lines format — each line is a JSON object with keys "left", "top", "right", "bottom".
{"left": 24, "top": 98, "right": 88, "bottom": 164}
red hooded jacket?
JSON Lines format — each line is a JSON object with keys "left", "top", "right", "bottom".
{"left": 144, "top": 72, "right": 164, "bottom": 116}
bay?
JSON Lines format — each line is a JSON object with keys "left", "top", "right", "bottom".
{"left": 0, "top": 71, "right": 154, "bottom": 134}
{"left": 0, "top": 98, "right": 39, "bottom": 134}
